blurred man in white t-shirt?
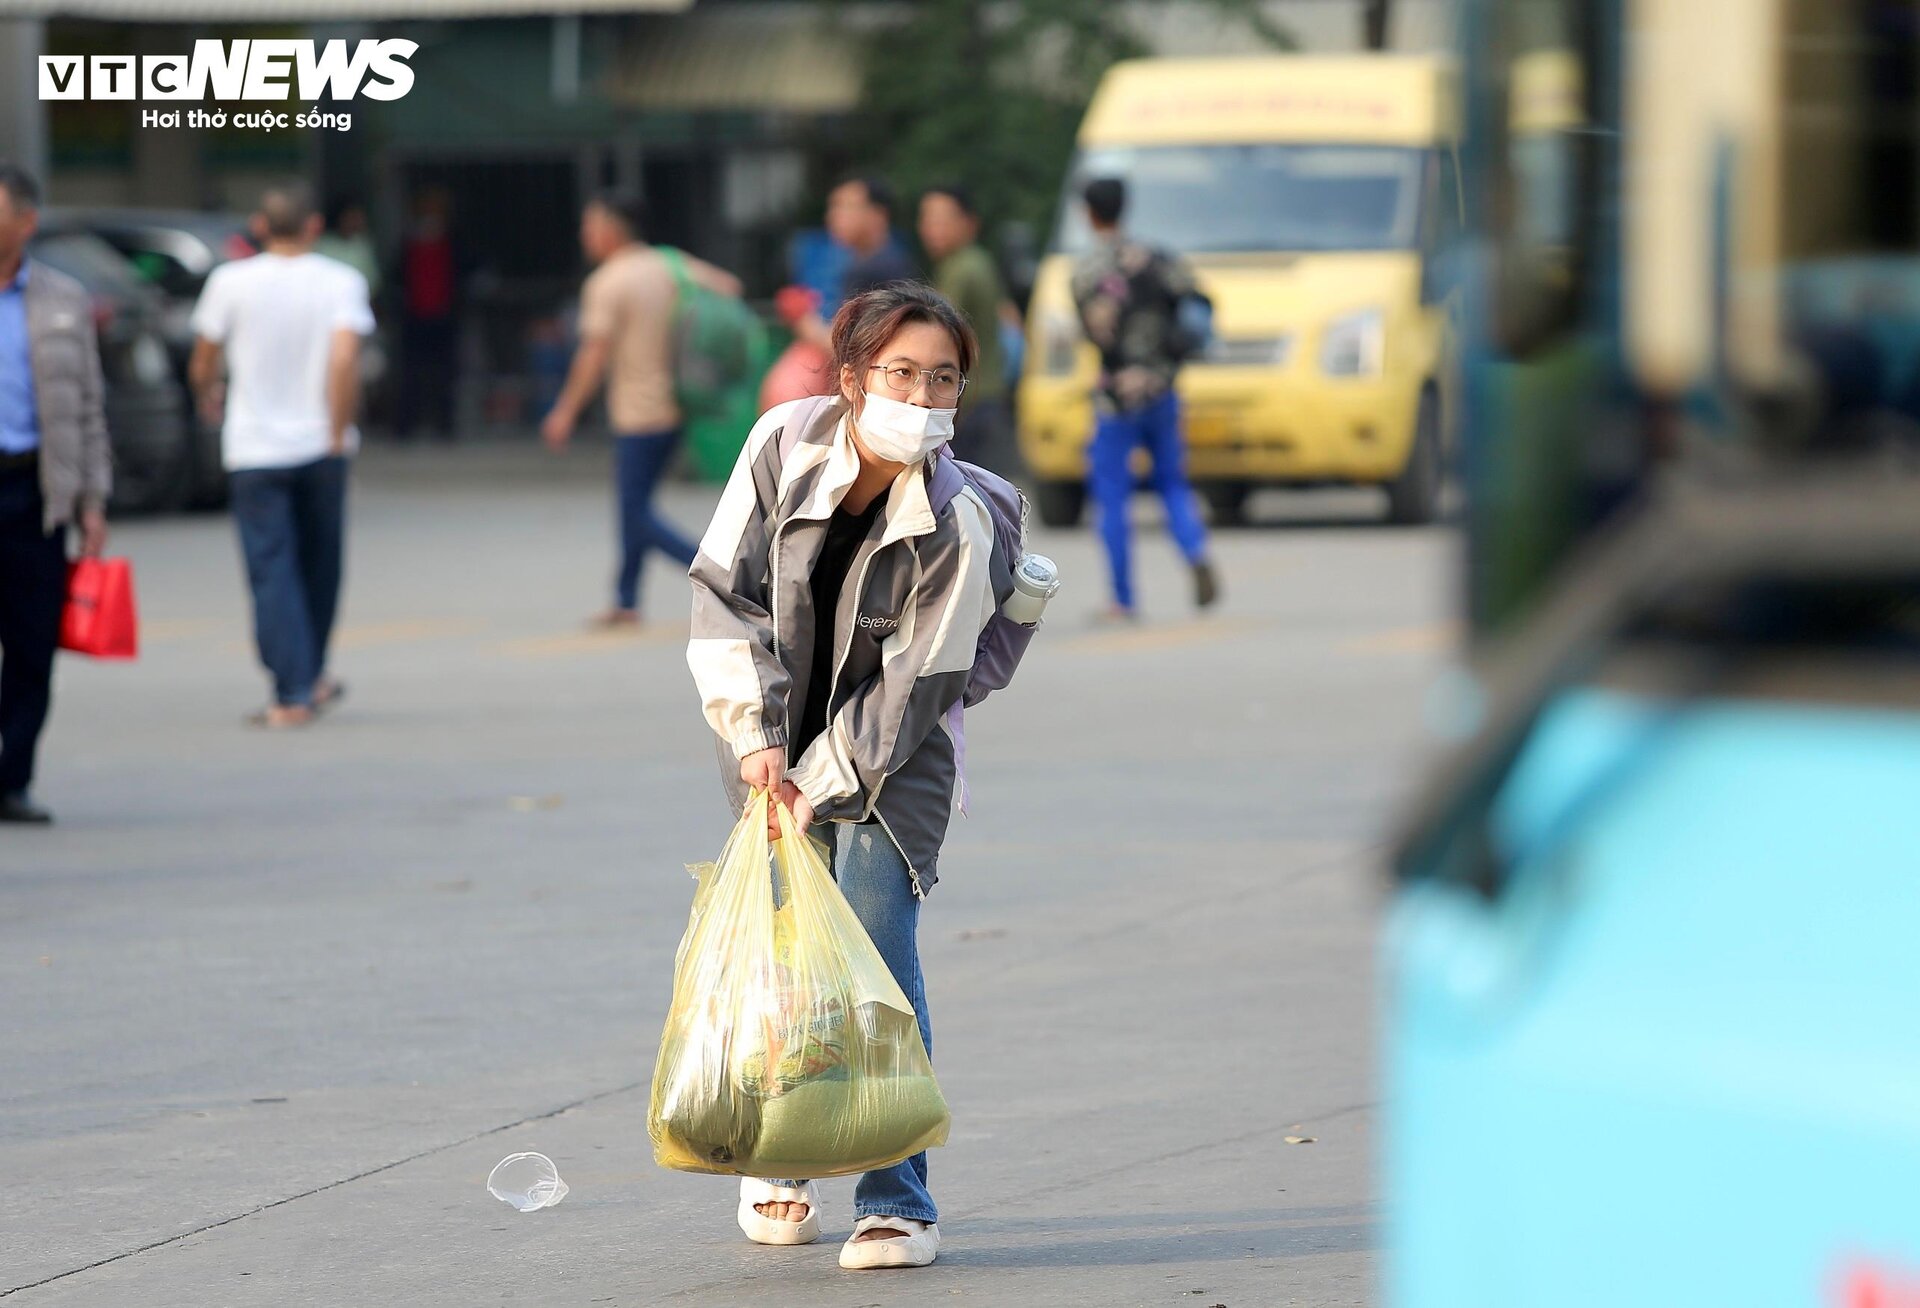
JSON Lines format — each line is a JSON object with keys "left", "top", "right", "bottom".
{"left": 190, "top": 184, "right": 374, "bottom": 728}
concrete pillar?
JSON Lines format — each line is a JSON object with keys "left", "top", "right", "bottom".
{"left": 0, "top": 20, "right": 48, "bottom": 180}
{"left": 128, "top": 24, "right": 203, "bottom": 206}
{"left": 1362, "top": 0, "right": 1391, "bottom": 50}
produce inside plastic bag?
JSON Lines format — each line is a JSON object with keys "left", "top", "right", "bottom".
{"left": 649, "top": 792, "right": 950, "bottom": 1177}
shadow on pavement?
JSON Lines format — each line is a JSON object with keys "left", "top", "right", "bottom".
{"left": 939, "top": 1209, "right": 1376, "bottom": 1268}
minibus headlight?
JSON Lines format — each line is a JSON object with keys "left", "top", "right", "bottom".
{"left": 1321, "top": 308, "right": 1386, "bottom": 377}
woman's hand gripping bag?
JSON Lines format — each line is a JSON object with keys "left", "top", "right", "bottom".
{"left": 648, "top": 793, "right": 950, "bottom": 1177}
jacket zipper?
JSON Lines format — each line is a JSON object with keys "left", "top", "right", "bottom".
{"left": 822, "top": 534, "right": 885, "bottom": 743}
{"left": 769, "top": 516, "right": 788, "bottom": 662}
{"left": 781, "top": 457, "right": 934, "bottom": 898}
{"left": 872, "top": 808, "right": 928, "bottom": 900}
{"left": 833, "top": 540, "right": 930, "bottom": 899}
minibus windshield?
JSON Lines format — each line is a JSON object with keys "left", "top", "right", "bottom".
{"left": 1052, "top": 143, "right": 1427, "bottom": 255}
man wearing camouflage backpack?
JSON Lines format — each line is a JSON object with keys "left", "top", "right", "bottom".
{"left": 1072, "top": 176, "right": 1223, "bottom": 621}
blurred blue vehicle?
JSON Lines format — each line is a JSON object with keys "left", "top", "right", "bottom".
{"left": 1386, "top": 1, "right": 1920, "bottom": 1305}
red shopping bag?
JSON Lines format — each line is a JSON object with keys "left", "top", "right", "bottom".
{"left": 61, "top": 557, "right": 138, "bottom": 659}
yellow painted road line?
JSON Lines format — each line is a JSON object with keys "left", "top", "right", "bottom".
{"left": 496, "top": 623, "right": 692, "bottom": 659}
{"left": 140, "top": 618, "right": 224, "bottom": 644}
{"left": 331, "top": 618, "right": 484, "bottom": 651}
{"left": 1339, "top": 622, "right": 1460, "bottom": 655}
{"left": 1059, "top": 617, "right": 1259, "bottom": 655}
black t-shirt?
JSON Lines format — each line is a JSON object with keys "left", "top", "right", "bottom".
{"left": 792, "top": 496, "right": 885, "bottom": 765}
{"left": 843, "top": 243, "right": 918, "bottom": 298}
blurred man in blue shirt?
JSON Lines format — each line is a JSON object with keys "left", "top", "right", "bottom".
{"left": 830, "top": 176, "right": 917, "bottom": 298}
{"left": 0, "top": 259, "right": 36, "bottom": 455}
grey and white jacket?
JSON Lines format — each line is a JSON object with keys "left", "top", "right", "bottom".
{"left": 688, "top": 396, "right": 1001, "bottom": 896}
{"left": 23, "top": 261, "right": 113, "bottom": 533}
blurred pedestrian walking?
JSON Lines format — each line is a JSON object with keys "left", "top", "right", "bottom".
{"left": 0, "top": 162, "right": 112, "bottom": 824}
{"left": 919, "top": 185, "right": 1013, "bottom": 471}
{"left": 830, "top": 176, "right": 917, "bottom": 299}
{"left": 393, "top": 187, "right": 462, "bottom": 442}
{"left": 788, "top": 175, "right": 920, "bottom": 361}
{"left": 316, "top": 198, "right": 380, "bottom": 299}
{"left": 189, "top": 183, "right": 373, "bottom": 729}
{"left": 540, "top": 191, "right": 737, "bottom": 629}
{"left": 1070, "top": 177, "right": 1220, "bottom": 620}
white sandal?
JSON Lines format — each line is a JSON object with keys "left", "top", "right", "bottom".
{"left": 736, "top": 1178, "right": 820, "bottom": 1246}
{"left": 839, "top": 1214, "right": 941, "bottom": 1269}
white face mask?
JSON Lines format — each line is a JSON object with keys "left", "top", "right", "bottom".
{"left": 853, "top": 391, "right": 957, "bottom": 464}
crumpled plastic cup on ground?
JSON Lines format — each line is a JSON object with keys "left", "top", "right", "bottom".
{"left": 487, "top": 1152, "right": 569, "bottom": 1212}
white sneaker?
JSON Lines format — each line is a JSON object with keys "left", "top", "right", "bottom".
{"left": 839, "top": 1215, "right": 940, "bottom": 1269}
{"left": 736, "top": 1178, "right": 820, "bottom": 1246}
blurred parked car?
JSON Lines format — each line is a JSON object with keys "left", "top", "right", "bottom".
{"left": 45, "top": 207, "right": 257, "bottom": 302}
{"left": 25, "top": 229, "right": 189, "bottom": 514}
{"left": 38, "top": 208, "right": 260, "bottom": 508}
{"left": 50, "top": 206, "right": 397, "bottom": 478}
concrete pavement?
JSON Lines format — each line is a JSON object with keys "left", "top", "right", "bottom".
{"left": 0, "top": 441, "right": 1454, "bottom": 1306}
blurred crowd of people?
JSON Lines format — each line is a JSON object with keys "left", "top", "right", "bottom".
{"left": 758, "top": 177, "right": 1018, "bottom": 465}
{"left": 1, "top": 150, "right": 1225, "bottom": 817}
{"left": 539, "top": 171, "right": 1035, "bottom": 629}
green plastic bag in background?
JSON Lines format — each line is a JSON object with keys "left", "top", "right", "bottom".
{"left": 659, "top": 247, "right": 773, "bottom": 482}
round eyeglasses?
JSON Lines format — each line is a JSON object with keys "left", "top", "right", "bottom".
{"left": 867, "top": 363, "right": 968, "bottom": 405}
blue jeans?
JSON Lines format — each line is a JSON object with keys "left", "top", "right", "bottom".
{"left": 231, "top": 456, "right": 347, "bottom": 708}
{"left": 768, "top": 820, "right": 937, "bottom": 1226}
{"left": 1088, "top": 390, "right": 1210, "bottom": 611}
{"left": 614, "top": 429, "right": 698, "bottom": 611}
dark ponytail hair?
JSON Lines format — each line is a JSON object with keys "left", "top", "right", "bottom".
{"left": 829, "top": 282, "right": 978, "bottom": 392}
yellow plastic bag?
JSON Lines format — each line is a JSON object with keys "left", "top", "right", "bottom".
{"left": 648, "top": 792, "right": 950, "bottom": 1177}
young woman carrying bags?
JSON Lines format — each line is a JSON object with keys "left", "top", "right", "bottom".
{"left": 687, "top": 282, "right": 1003, "bottom": 1270}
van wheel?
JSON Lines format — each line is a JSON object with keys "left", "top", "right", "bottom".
{"left": 1385, "top": 391, "right": 1443, "bottom": 526}
{"left": 1036, "top": 479, "right": 1086, "bottom": 528}
{"left": 1201, "top": 481, "right": 1251, "bottom": 526}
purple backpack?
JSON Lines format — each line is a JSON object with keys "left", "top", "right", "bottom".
{"left": 776, "top": 397, "right": 1041, "bottom": 811}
